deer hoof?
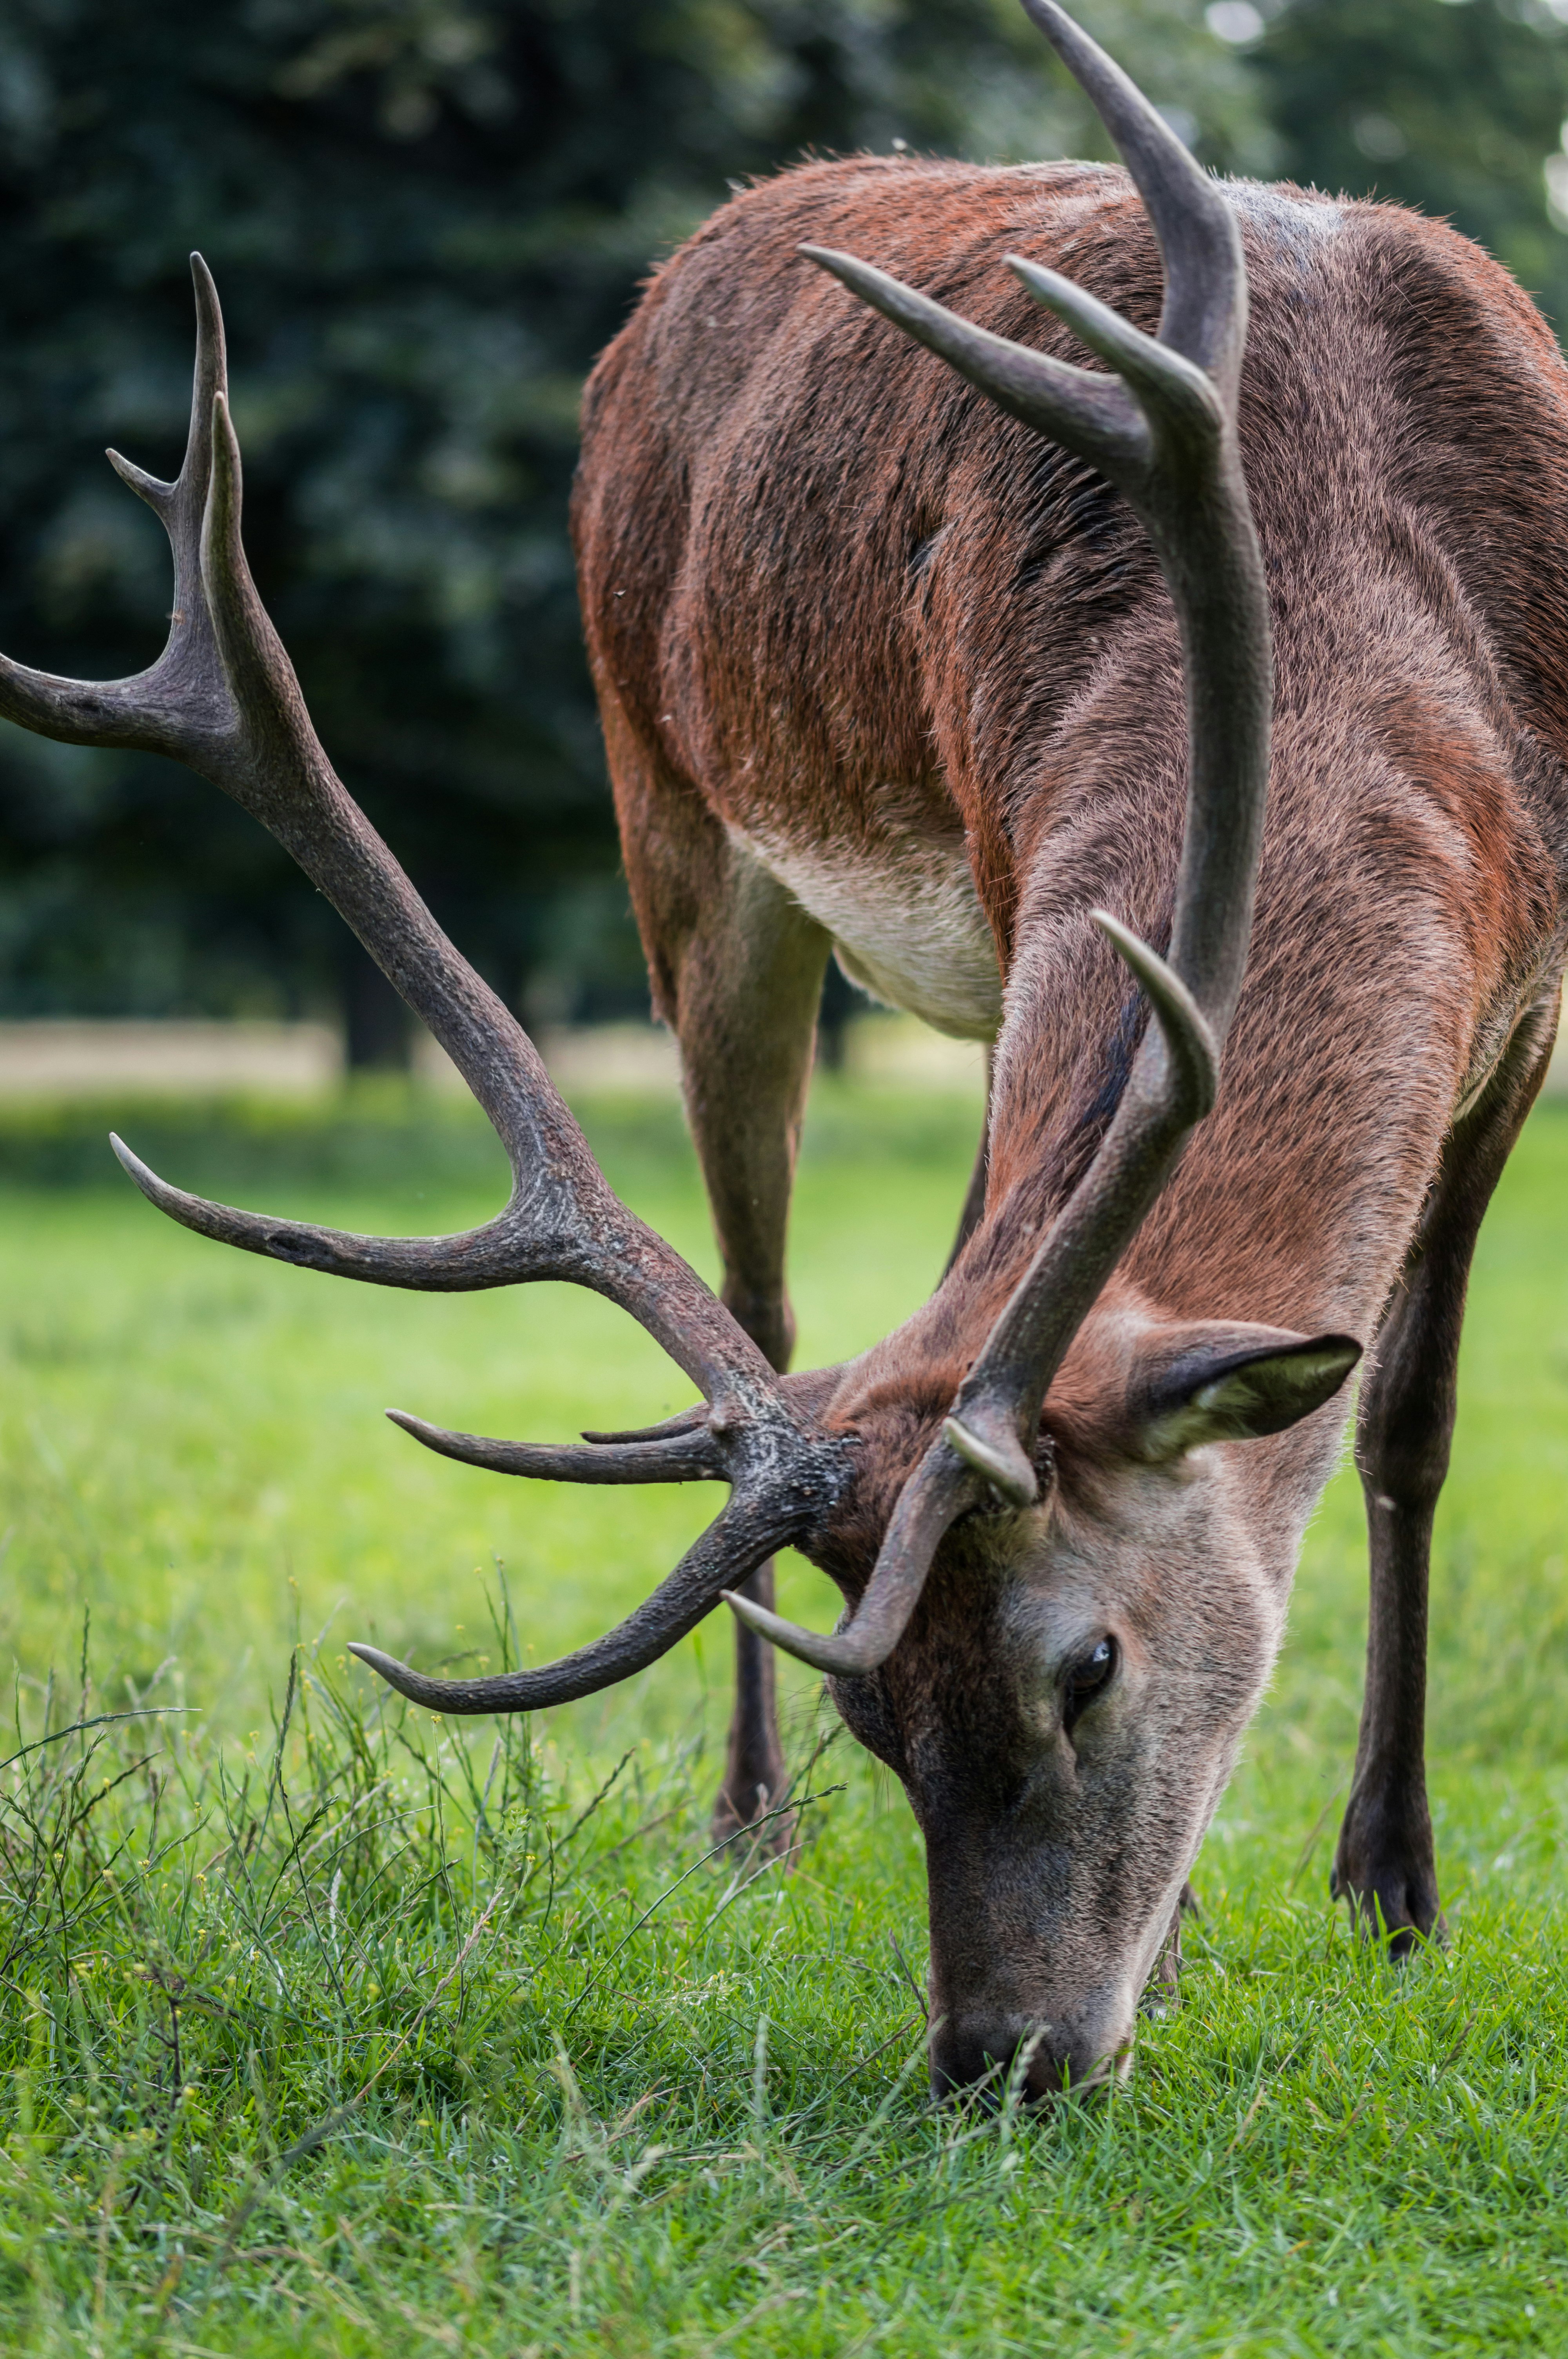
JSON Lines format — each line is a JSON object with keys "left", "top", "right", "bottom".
{"left": 1329, "top": 1848, "right": 1443, "bottom": 1958}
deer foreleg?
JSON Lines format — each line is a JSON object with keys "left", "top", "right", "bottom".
{"left": 612, "top": 742, "right": 831, "bottom": 1839}
{"left": 1333, "top": 993, "right": 1559, "bottom": 1951}
{"left": 677, "top": 860, "right": 829, "bottom": 1839}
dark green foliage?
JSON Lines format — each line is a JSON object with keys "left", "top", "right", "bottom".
{"left": 0, "top": 1, "right": 1260, "bottom": 1039}
{"left": 1254, "top": 0, "right": 1568, "bottom": 329}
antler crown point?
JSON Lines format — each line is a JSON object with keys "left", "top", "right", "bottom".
{"left": 944, "top": 1414, "right": 1038, "bottom": 1508}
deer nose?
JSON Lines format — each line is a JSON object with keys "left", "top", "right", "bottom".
{"left": 928, "top": 2015, "right": 1123, "bottom": 2103}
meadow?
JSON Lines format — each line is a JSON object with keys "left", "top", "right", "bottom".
{"left": 3, "top": 1075, "right": 1568, "bottom": 2355}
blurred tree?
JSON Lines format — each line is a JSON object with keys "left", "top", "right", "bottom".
{"left": 11, "top": 3, "right": 1568, "bottom": 1054}
{"left": 1244, "top": 0, "right": 1568, "bottom": 331}
{"left": 0, "top": 0, "right": 1265, "bottom": 1054}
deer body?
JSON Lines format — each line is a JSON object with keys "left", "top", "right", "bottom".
{"left": 578, "top": 159, "right": 1567, "bottom": 1232}
{"left": 8, "top": 1, "right": 1566, "bottom": 2103}
{"left": 574, "top": 157, "right": 1568, "bottom": 2077}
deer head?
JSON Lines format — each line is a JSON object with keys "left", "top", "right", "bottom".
{"left": 0, "top": 0, "right": 1358, "bottom": 2097}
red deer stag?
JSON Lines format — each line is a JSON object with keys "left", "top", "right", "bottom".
{"left": 4, "top": 0, "right": 1566, "bottom": 2100}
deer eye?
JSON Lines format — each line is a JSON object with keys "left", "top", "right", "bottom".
{"left": 1064, "top": 1636, "right": 1118, "bottom": 1728}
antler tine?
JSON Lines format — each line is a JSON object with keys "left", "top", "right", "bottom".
{"left": 0, "top": 255, "right": 230, "bottom": 759}
{"left": 800, "top": 244, "right": 1154, "bottom": 488}
{"left": 387, "top": 1408, "right": 725, "bottom": 1485}
{"left": 347, "top": 1493, "right": 799, "bottom": 1714}
{"left": 1016, "top": 0, "right": 1245, "bottom": 392}
{"left": 723, "top": 1447, "right": 977, "bottom": 1677}
{"left": 580, "top": 1406, "right": 713, "bottom": 1445}
{"left": 732, "top": 0, "right": 1270, "bottom": 1663}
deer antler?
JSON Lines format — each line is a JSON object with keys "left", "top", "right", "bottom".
{"left": 723, "top": 0, "right": 1271, "bottom": 1675}
{"left": 0, "top": 255, "right": 853, "bottom": 1711}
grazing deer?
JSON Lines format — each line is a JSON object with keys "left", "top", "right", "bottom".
{"left": 5, "top": 0, "right": 1566, "bottom": 2099}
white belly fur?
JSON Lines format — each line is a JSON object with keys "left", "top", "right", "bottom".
{"left": 731, "top": 824, "right": 1002, "bottom": 1041}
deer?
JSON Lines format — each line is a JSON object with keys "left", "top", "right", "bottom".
{"left": 5, "top": 0, "right": 1568, "bottom": 2102}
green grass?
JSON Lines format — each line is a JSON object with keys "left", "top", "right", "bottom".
{"left": 4, "top": 1079, "right": 1568, "bottom": 2354}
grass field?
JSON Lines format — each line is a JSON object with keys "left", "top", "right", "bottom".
{"left": 4, "top": 1078, "right": 1568, "bottom": 2354}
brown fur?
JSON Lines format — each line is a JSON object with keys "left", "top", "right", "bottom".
{"left": 573, "top": 157, "right": 1568, "bottom": 2092}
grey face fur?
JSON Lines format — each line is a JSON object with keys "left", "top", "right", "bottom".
{"left": 829, "top": 1320, "right": 1355, "bottom": 2097}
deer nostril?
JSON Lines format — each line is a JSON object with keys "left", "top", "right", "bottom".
{"left": 929, "top": 2017, "right": 1120, "bottom": 2105}
{"left": 931, "top": 2018, "right": 1050, "bottom": 2102}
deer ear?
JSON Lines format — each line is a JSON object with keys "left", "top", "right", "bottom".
{"left": 1128, "top": 1325, "right": 1361, "bottom": 1463}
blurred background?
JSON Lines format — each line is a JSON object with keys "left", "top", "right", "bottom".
{"left": 2, "top": 0, "right": 1568, "bottom": 1083}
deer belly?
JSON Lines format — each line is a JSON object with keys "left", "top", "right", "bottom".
{"left": 735, "top": 828, "right": 1002, "bottom": 1042}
